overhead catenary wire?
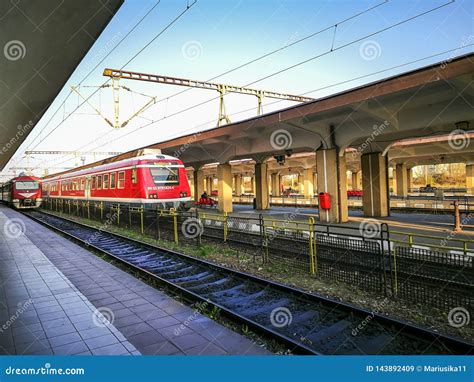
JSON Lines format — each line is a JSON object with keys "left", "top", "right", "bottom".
{"left": 28, "top": 0, "right": 197, "bottom": 152}
{"left": 22, "top": 1, "right": 163, "bottom": 154}
{"left": 36, "top": 0, "right": 392, "bottom": 168}
{"left": 44, "top": 0, "right": 459, "bottom": 169}
{"left": 48, "top": 43, "right": 472, "bottom": 170}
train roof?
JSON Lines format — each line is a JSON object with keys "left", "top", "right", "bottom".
{"left": 8, "top": 175, "right": 41, "bottom": 183}
{"left": 43, "top": 153, "right": 181, "bottom": 182}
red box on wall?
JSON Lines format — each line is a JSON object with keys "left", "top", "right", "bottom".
{"left": 319, "top": 192, "right": 331, "bottom": 209}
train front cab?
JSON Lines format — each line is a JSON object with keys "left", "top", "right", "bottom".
{"left": 12, "top": 178, "right": 42, "bottom": 209}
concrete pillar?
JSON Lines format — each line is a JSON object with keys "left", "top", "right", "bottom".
{"left": 361, "top": 152, "right": 389, "bottom": 217}
{"left": 297, "top": 174, "right": 304, "bottom": 194}
{"left": 235, "top": 174, "right": 242, "bottom": 196}
{"left": 390, "top": 168, "right": 396, "bottom": 193}
{"left": 255, "top": 163, "right": 269, "bottom": 210}
{"left": 396, "top": 163, "right": 408, "bottom": 197}
{"left": 217, "top": 164, "right": 233, "bottom": 213}
{"left": 466, "top": 164, "right": 474, "bottom": 194}
{"left": 270, "top": 173, "right": 278, "bottom": 196}
{"left": 251, "top": 176, "right": 255, "bottom": 194}
{"left": 206, "top": 177, "right": 213, "bottom": 193}
{"left": 193, "top": 169, "right": 204, "bottom": 202}
{"left": 351, "top": 171, "right": 360, "bottom": 190}
{"left": 407, "top": 168, "right": 413, "bottom": 192}
{"left": 316, "top": 149, "right": 348, "bottom": 223}
{"left": 303, "top": 168, "right": 314, "bottom": 198}
{"left": 272, "top": 174, "right": 281, "bottom": 197}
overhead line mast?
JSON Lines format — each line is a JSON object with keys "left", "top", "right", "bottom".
{"left": 103, "top": 68, "right": 315, "bottom": 127}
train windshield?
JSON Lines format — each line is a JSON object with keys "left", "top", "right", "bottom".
{"left": 15, "top": 181, "right": 39, "bottom": 190}
{"left": 150, "top": 167, "right": 179, "bottom": 185}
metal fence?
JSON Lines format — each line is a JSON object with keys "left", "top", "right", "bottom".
{"left": 41, "top": 198, "right": 473, "bottom": 311}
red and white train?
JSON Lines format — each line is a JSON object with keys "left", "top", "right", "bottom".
{"left": 41, "top": 152, "right": 192, "bottom": 210}
{"left": 1, "top": 175, "right": 43, "bottom": 209}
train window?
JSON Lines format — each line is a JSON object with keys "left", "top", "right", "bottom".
{"left": 81, "top": 178, "right": 85, "bottom": 190}
{"left": 97, "top": 175, "right": 102, "bottom": 190}
{"left": 150, "top": 167, "right": 179, "bottom": 185}
{"left": 131, "top": 168, "right": 138, "bottom": 184}
{"left": 15, "top": 181, "right": 39, "bottom": 190}
{"left": 103, "top": 174, "right": 109, "bottom": 190}
{"left": 92, "top": 176, "right": 96, "bottom": 190}
{"left": 110, "top": 173, "right": 116, "bottom": 189}
{"left": 118, "top": 172, "right": 125, "bottom": 189}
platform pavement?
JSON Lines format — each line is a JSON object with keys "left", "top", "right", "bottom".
{"left": 0, "top": 205, "right": 269, "bottom": 355}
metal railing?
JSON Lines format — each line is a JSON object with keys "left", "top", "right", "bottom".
{"left": 41, "top": 198, "right": 473, "bottom": 310}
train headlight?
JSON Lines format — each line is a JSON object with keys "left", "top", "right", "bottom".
{"left": 180, "top": 191, "right": 187, "bottom": 197}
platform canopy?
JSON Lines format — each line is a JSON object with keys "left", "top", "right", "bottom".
{"left": 137, "top": 53, "right": 473, "bottom": 168}
{"left": 0, "top": 0, "right": 123, "bottom": 170}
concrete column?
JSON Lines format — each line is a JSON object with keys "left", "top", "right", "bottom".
{"left": 275, "top": 174, "right": 282, "bottom": 196}
{"left": 297, "top": 174, "right": 304, "bottom": 194}
{"left": 251, "top": 176, "right": 255, "bottom": 194}
{"left": 255, "top": 163, "right": 270, "bottom": 210}
{"left": 303, "top": 168, "right": 314, "bottom": 198}
{"left": 351, "top": 171, "right": 360, "bottom": 190}
{"left": 193, "top": 169, "right": 204, "bottom": 202}
{"left": 407, "top": 168, "right": 413, "bottom": 192}
{"left": 466, "top": 164, "right": 474, "bottom": 194}
{"left": 217, "top": 164, "right": 233, "bottom": 213}
{"left": 396, "top": 163, "right": 408, "bottom": 197}
{"left": 270, "top": 173, "right": 278, "bottom": 196}
{"left": 390, "top": 168, "right": 396, "bottom": 194}
{"left": 361, "top": 152, "right": 389, "bottom": 217}
{"left": 235, "top": 174, "right": 242, "bottom": 196}
{"left": 316, "top": 149, "right": 348, "bottom": 223}
{"left": 206, "top": 177, "right": 213, "bottom": 193}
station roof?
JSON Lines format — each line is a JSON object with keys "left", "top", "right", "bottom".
{"left": 44, "top": 52, "right": 474, "bottom": 177}
{"left": 0, "top": 0, "right": 123, "bottom": 170}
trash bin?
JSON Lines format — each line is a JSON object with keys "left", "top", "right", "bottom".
{"left": 253, "top": 197, "right": 257, "bottom": 210}
{"left": 319, "top": 192, "right": 331, "bottom": 209}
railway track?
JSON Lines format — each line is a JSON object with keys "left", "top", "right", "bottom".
{"left": 24, "top": 210, "right": 473, "bottom": 355}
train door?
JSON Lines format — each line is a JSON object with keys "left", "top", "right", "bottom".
{"left": 131, "top": 166, "right": 139, "bottom": 198}
{"left": 85, "top": 177, "right": 91, "bottom": 200}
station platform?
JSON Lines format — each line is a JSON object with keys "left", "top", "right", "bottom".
{"left": 0, "top": 205, "right": 268, "bottom": 355}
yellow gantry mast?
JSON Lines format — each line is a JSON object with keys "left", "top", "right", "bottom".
{"left": 103, "top": 68, "right": 315, "bottom": 127}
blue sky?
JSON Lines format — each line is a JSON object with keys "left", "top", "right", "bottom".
{"left": 5, "top": 0, "right": 474, "bottom": 174}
